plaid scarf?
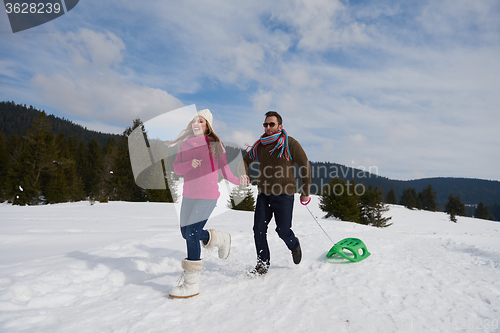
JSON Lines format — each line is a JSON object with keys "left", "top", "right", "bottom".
{"left": 248, "top": 129, "right": 291, "bottom": 161}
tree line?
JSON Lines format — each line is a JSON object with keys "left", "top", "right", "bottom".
{"left": 318, "top": 178, "right": 494, "bottom": 227}
{"left": 0, "top": 106, "right": 251, "bottom": 209}
{"left": 0, "top": 111, "right": 175, "bottom": 205}
{"left": 386, "top": 185, "right": 492, "bottom": 222}
{"left": 308, "top": 161, "right": 500, "bottom": 222}
{"left": 319, "top": 178, "right": 392, "bottom": 228}
{"left": 309, "top": 161, "right": 500, "bottom": 211}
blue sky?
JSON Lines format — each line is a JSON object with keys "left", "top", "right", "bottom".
{"left": 1, "top": 0, "right": 499, "bottom": 181}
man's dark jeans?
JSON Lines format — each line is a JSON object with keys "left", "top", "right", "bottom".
{"left": 253, "top": 193, "right": 299, "bottom": 264}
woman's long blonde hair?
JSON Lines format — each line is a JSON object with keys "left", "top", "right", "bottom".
{"left": 166, "top": 117, "right": 225, "bottom": 157}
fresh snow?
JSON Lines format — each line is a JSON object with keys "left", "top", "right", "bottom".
{"left": 1, "top": 193, "right": 499, "bottom": 332}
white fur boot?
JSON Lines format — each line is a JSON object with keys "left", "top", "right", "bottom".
{"left": 169, "top": 259, "right": 203, "bottom": 299}
{"left": 203, "top": 229, "right": 231, "bottom": 259}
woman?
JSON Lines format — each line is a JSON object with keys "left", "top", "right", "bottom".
{"left": 167, "top": 109, "right": 246, "bottom": 298}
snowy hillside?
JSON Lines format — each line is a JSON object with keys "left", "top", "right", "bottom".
{"left": 1, "top": 196, "right": 499, "bottom": 333}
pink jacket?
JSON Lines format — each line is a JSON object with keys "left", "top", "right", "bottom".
{"left": 173, "top": 136, "right": 240, "bottom": 199}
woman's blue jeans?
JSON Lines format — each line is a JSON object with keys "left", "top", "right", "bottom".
{"left": 179, "top": 198, "right": 217, "bottom": 260}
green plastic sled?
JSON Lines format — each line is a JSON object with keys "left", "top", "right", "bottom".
{"left": 326, "top": 238, "right": 371, "bottom": 262}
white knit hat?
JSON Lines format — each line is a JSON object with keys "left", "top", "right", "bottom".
{"left": 196, "top": 109, "right": 213, "bottom": 128}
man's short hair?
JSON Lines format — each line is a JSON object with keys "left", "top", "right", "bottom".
{"left": 265, "top": 111, "right": 282, "bottom": 125}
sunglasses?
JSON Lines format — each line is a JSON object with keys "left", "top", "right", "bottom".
{"left": 263, "top": 122, "right": 277, "bottom": 128}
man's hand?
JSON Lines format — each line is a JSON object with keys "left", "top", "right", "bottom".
{"left": 300, "top": 195, "right": 310, "bottom": 205}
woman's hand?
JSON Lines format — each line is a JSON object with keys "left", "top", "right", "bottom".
{"left": 239, "top": 175, "right": 250, "bottom": 185}
{"left": 191, "top": 159, "right": 202, "bottom": 169}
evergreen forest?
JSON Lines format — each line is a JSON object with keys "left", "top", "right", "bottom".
{"left": 0, "top": 102, "right": 173, "bottom": 205}
{"left": 1, "top": 101, "right": 499, "bottom": 221}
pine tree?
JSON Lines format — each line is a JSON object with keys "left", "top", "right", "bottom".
{"left": 9, "top": 112, "right": 59, "bottom": 204}
{"left": 319, "top": 178, "right": 359, "bottom": 222}
{"left": 228, "top": 185, "right": 255, "bottom": 211}
{"left": 44, "top": 169, "right": 68, "bottom": 203}
{"left": 4, "top": 135, "right": 27, "bottom": 203}
{"left": 165, "top": 170, "right": 179, "bottom": 203}
{"left": 0, "top": 132, "right": 8, "bottom": 201}
{"left": 474, "top": 202, "right": 489, "bottom": 220}
{"left": 419, "top": 184, "right": 437, "bottom": 212}
{"left": 359, "top": 186, "right": 392, "bottom": 228}
{"left": 131, "top": 127, "right": 176, "bottom": 203}
{"left": 64, "top": 160, "right": 85, "bottom": 202}
{"left": 61, "top": 136, "right": 85, "bottom": 202}
{"left": 400, "top": 187, "right": 420, "bottom": 210}
{"left": 385, "top": 188, "right": 397, "bottom": 204}
{"left": 445, "top": 193, "right": 466, "bottom": 222}
{"left": 86, "top": 138, "right": 104, "bottom": 200}
{"left": 42, "top": 133, "right": 79, "bottom": 203}
{"left": 145, "top": 167, "right": 177, "bottom": 202}
{"left": 107, "top": 119, "right": 147, "bottom": 202}
{"left": 75, "top": 140, "right": 89, "bottom": 197}
{"left": 93, "top": 137, "right": 118, "bottom": 203}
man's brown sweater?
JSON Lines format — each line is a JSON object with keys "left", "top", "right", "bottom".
{"left": 242, "top": 136, "right": 311, "bottom": 196}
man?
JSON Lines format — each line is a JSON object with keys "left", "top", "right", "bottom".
{"left": 242, "top": 111, "right": 311, "bottom": 276}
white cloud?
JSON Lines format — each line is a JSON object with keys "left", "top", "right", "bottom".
{"left": 271, "top": 0, "right": 370, "bottom": 51}
{"left": 418, "top": 0, "right": 500, "bottom": 41}
{"left": 251, "top": 90, "right": 274, "bottom": 113}
{"left": 61, "top": 28, "right": 125, "bottom": 68}
{"left": 30, "top": 29, "right": 184, "bottom": 130}
{"left": 2, "top": 0, "right": 499, "bottom": 180}
{"left": 216, "top": 39, "right": 266, "bottom": 84}
{"left": 225, "top": 129, "right": 257, "bottom": 149}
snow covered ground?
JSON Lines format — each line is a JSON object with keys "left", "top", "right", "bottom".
{"left": 1, "top": 194, "right": 499, "bottom": 332}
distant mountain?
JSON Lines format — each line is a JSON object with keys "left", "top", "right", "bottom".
{"left": 311, "top": 162, "right": 500, "bottom": 205}
{"left": 308, "top": 161, "right": 500, "bottom": 206}
{"left": 0, "top": 101, "right": 119, "bottom": 147}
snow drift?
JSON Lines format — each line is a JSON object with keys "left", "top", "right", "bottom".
{"left": 1, "top": 196, "right": 499, "bottom": 332}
